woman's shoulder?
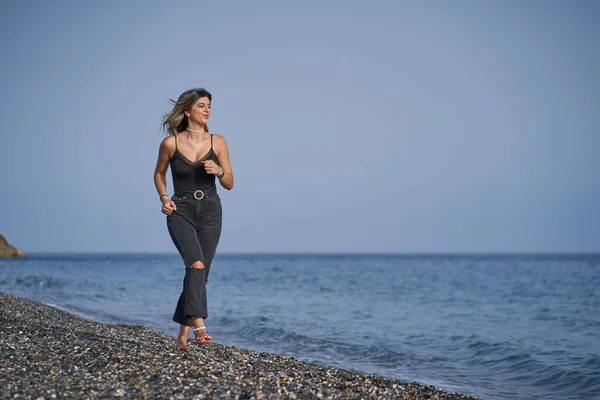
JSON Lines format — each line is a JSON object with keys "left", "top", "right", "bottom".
{"left": 211, "top": 132, "right": 228, "bottom": 144}
{"left": 211, "top": 133, "right": 230, "bottom": 156}
{"left": 159, "top": 134, "right": 177, "bottom": 155}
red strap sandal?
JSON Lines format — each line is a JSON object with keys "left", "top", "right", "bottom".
{"left": 193, "top": 326, "right": 212, "bottom": 344}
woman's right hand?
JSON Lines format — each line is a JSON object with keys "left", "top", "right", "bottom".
{"left": 161, "top": 197, "right": 177, "bottom": 215}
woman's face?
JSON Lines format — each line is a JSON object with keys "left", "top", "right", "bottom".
{"left": 188, "top": 96, "right": 211, "bottom": 126}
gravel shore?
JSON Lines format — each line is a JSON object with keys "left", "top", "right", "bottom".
{"left": 1, "top": 293, "right": 480, "bottom": 399}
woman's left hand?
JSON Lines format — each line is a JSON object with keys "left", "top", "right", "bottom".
{"left": 202, "top": 160, "right": 222, "bottom": 176}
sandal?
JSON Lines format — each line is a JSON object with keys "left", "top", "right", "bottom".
{"left": 193, "top": 326, "right": 212, "bottom": 344}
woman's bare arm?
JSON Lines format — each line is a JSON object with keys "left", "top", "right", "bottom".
{"left": 154, "top": 136, "right": 177, "bottom": 214}
{"left": 214, "top": 134, "right": 234, "bottom": 190}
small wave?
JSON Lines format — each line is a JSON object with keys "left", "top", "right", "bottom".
{"left": 4, "top": 276, "right": 66, "bottom": 290}
{"left": 217, "top": 316, "right": 411, "bottom": 366}
{"left": 453, "top": 336, "right": 600, "bottom": 398}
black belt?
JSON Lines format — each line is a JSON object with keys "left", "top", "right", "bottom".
{"left": 173, "top": 186, "right": 217, "bottom": 200}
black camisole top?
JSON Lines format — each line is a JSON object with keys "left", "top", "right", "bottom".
{"left": 169, "top": 133, "right": 219, "bottom": 192}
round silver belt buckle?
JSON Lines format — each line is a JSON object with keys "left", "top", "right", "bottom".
{"left": 193, "top": 190, "right": 205, "bottom": 200}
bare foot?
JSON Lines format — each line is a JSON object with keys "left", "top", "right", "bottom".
{"left": 193, "top": 325, "right": 212, "bottom": 344}
{"left": 176, "top": 336, "right": 189, "bottom": 352}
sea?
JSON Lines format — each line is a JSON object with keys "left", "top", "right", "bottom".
{"left": 1, "top": 253, "right": 599, "bottom": 400}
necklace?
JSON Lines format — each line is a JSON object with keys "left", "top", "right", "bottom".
{"left": 186, "top": 127, "right": 206, "bottom": 133}
{"left": 184, "top": 129, "right": 207, "bottom": 150}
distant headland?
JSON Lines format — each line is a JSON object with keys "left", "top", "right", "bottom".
{"left": 0, "top": 233, "right": 27, "bottom": 258}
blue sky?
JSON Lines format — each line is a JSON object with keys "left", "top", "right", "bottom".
{"left": 1, "top": 0, "right": 599, "bottom": 253}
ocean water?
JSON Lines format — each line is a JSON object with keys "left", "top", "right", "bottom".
{"left": 1, "top": 253, "right": 599, "bottom": 400}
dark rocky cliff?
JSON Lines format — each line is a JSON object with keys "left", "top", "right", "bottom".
{"left": 0, "top": 233, "right": 27, "bottom": 258}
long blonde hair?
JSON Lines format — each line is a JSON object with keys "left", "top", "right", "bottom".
{"left": 161, "top": 88, "right": 212, "bottom": 136}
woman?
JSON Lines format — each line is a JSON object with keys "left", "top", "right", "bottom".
{"left": 154, "top": 88, "right": 234, "bottom": 352}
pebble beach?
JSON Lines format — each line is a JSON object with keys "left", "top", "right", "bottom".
{"left": 1, "top": 293, "right": 480, "bottom": 399}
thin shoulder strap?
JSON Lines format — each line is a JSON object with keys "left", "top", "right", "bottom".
{"left": 174, "top": 134, "right": 178, "bottom": 151}
{"left": 210, "top": 133, "right": 213, "bottom": 149}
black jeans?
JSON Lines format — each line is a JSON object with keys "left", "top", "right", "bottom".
{"left": 166, "top": 186, "right": 222, "bottom": 326}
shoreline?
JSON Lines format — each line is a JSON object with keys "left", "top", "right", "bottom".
{"left": 1, "top": 293, "right": 480, "bottom": 399}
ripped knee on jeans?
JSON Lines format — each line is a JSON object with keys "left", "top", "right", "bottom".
{"left": 190, "top": 261, "right": 205, "bottom": 269}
